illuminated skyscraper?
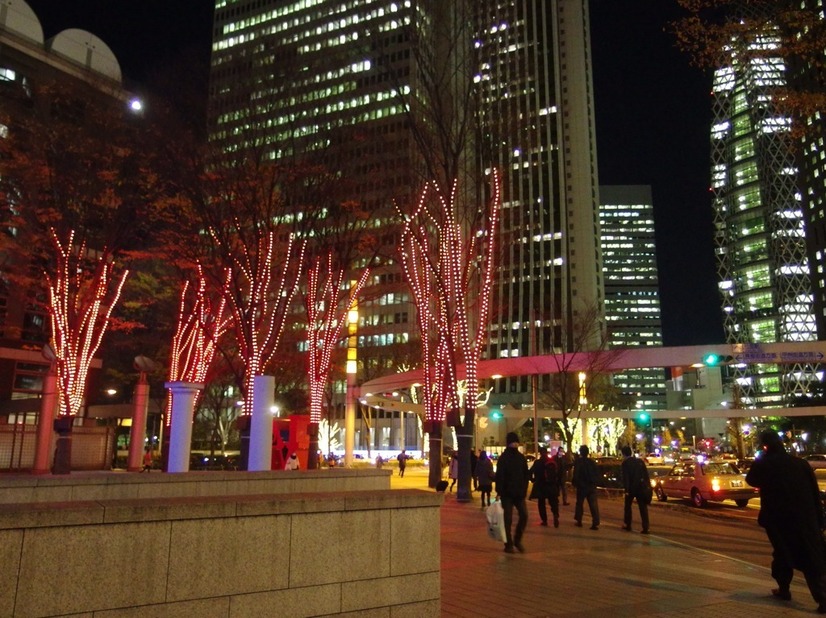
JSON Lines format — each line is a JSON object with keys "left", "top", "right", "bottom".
{"left": 209, "top": 0, "right": 603, "bottom": 409}
{"left": 710, "top": 15, "right": 817, "bottom": 407}
{"left": 599, "top": 185, "right": 665, "bottom": 411}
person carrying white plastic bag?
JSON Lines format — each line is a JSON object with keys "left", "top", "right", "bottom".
{"left": 486, "top": 499, "right": 507, "bottom": 542}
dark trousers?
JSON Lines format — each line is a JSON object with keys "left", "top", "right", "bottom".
{"left": 574, "top": 488, "right": 600, "bottom": 526}
{"left": 623, "top": 493, "right": 649, "bottom": 531}
{"left": 501, "top": 496, "right": 528, "bottom": 547}
{"left": 766, "top": 526, "right": 826, "bottom": 603}
{"left": 537, "top": 495, "right": 559, "bottom": 524}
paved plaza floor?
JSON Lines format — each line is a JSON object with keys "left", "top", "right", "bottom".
{"left": 391, "top": 466, "right": 826, "bottom": 618}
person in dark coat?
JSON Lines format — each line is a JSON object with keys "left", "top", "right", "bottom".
{"left": 529, "top": 446, "right": 560, "bottom": 527}
{"left": 495, "top": 431, "right": 530, "bottom": 553}
{"left": 572, "top": 444, "right": 600, "bottom": 530}
{"left": 476, "top": 450, "right": 494, "bottom": 508}
{"left": 746, "top": 430, "right": 826, "bottom": 612}
{"left": 554, "top": 446, "right": 571, "bottom": 505}
{"left": 620, "top": 445, "right": 650, "bottom": 534}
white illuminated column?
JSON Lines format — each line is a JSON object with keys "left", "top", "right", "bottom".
{"left": 248, "top": 375, "right": 275, "bottom": 471}
{"left": 344, "top": 293, "right": 358, "bottom": 467}
{"left": 166, "top": 381, "right": 204, "bottom": 473}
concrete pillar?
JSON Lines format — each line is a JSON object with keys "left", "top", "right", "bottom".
{"left": 165, "top": 381, "right": 204, "bottom": 473}
{"left": 248, "top": 375, "right": 274, "bottom": 471}
{"left": 127, "top": 373, "right": 151, "bottom": 471}
{"left": 32, "top": 366, "right": 57, "bottom": 474}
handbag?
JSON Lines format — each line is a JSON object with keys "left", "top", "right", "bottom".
{"left": 485, "top": 499, "right": 507, "bottom": 542}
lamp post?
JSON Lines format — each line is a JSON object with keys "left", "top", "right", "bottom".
{"left": 344, "top": 284, "right": 358, "bottom": 467}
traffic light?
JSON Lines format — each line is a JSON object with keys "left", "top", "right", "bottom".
{"left": 702, "top": 353, "right": 720, "bottom": 366}
{"left": 490, "top": 410, "right": 502, "bottom": 420}
{"left": 637, "top": 411, "right": 649, "bottom": 423}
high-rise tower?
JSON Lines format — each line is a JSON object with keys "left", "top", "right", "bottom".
{"left": 208, "top": 0, "right": 603, "bottom": 411}
{"left": 710, "top": 14, "right": 817, "bottom": 407}
{"left": 599, "top": 185, "right": 665, "bottom": 411}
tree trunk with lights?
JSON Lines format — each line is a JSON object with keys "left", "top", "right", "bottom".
{"left": 45, "top": 230, "right": 128, "bottom": 473}
{"left": 399, "top": 173, "right": 501, "bottom": 494}
{"left": 305, "top": 255, "right": 369, "bottom": 470}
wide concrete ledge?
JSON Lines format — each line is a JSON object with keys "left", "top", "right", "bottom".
{"left": 0, "top": 468, "right": 392, "bottom": 505}
{"left": 2, "top": 489, "right": 442, "bottom": 617}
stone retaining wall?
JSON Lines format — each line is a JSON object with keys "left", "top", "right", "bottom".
{"left": 0, "top": 488, "right": 441, "bottom": 617}
{"left": 0, "top": 468, "right": 392, "bottom": 504}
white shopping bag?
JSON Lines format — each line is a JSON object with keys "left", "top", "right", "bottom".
{"left": 485, "top": 500, "right": 507, "bottom": 542}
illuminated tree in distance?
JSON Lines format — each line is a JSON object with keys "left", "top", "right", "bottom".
{"left": 211, "top": 226, "right": 306, "bottom": 415}
{"left": 165, "top": 264, "right": 231, "bottom": 423}
{"left": 305, "top": 254, "right": 369, "bottom": 423}
{"left": 399, "top": 171, "right": 501, "bottom": 491}
{"left": 46, "top": 229, "right": 128, "bottom": 417}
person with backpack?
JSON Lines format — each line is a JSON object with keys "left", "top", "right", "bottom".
{"left": 529, "top": 445, "right": 560, "bottom": 527}
{"left": 620, "top": 445, "right": 651, "bottom": 534}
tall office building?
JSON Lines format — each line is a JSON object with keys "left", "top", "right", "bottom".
{"left": 209, "top": 1, "right": 603, "bottom": 411}
{"left": 599, "top": 185, "right": 665, "bottom": 411}
{"left": 709, "top": 13, "right": 817, "bottom": 407}
{"left": 794, "top": 1, "right": 826, "bottom": 340}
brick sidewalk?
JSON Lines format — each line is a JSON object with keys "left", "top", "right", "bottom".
{"left": 392, "top": 466, "right": 822, "bottom": 617}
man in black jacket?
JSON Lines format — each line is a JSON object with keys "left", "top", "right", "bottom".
{"left": 746, "top": 431, "right": 826, "bottom": 612}
{"left": 620, "top": 445, "right": 650, "bottom": 534}
{"left": 572, "top": 445, "right": 601, "bottom": 530}
{"left": 495, "top": 431, "right": 529, "bottom": 553}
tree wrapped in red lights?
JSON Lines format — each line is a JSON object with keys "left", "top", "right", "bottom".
{"left": 166, "top": 265, "right": 231, "bottom": 416}
{"left": 210, "top": 226, "right": 306, "bottom": 417}
{"left": 399, "top": 171, "right": 501, "bottom": 492}
{"left": 304, "top": 254, "right": 369, "bottom": 468}
{"left": 45, "top": 229, "right": 128, "bottom": 418}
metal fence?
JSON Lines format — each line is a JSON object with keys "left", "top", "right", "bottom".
{"left": 0, "top": 424, "right": 115, "bottom": 471}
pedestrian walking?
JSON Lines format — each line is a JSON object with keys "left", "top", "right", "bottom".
{"left": 746, "top": 430, "right": 826, "bottom": 612}
{"left": 448, "top": 453, "right": 459, "bottom": 492}
{"left": 529, "top": 445, "right": 560, "bottom": 527}
{"left": 554, "top": 446, "right": 571, "bottom": 505}
{"left": 476, "top": 450, "right": 494, "bottom": 508}
{"left": 495, "top": 432, "right": 529, "bottom": 553}
{"left": 620, "top": 445, "right": 651, "bottom": 534}
{"left": 141, "top": 447, "right": 153, "bottom": 473}
{"left": 572, "top": 445, "right": 600, "bottom": 530}
{"left": 397, "top": 450, "right": 407, "bottom": 477}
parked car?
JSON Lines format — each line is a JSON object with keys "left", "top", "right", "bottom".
{"left": 805, "top": 454, "right": 826, "bottom": 469}
{"left": 653, "top": 460, "right": 757, "bottom": 508}
{"left": 595, "top": 458, "right": 623, "bottom": 489}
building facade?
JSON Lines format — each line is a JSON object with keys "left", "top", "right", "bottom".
{"left": 599, "top": 185, "right": 665, "bottom": 411}
{"left": 0, "top": 0, "right": 127, "bottom": 419}
{"left": 709, "top": 11, "right": 818, "bottom": 407}
{"left": 208, "top": 0, "right": 603, "bottom": 429}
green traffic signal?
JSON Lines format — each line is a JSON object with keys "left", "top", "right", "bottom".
{"left": 703, "top": 353, "right": 720, "bottom": 366}
{"left": 637, "top": 411, "right": 649, "bottom": 422}
{"left": 491, "top": 410, "right": 502, "bottom": 420}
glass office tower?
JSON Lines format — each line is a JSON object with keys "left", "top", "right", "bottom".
{"left": 599, "top": 185, "right": 665, "bottom": 411}
{"left": 710, "top": 19, "right": 817, "bottom": 406}
{"left": 209, "top": 0, "right": 603, "bottom": 410}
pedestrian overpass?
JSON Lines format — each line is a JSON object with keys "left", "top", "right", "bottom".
{"left": 358, "top": 341, "right": 826, "bottom": 420}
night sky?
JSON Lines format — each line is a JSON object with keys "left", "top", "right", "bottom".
{"left": 23, "top": 0, "right": 724, "bottom": 348}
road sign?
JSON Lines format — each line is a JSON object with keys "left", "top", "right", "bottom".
{"left": 733, "top": 351, "right": 824, "bottom": 364}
